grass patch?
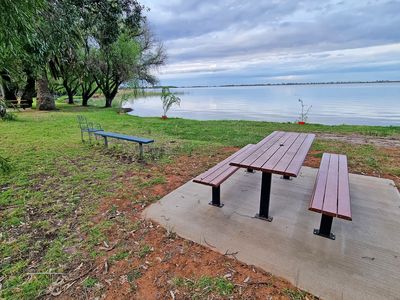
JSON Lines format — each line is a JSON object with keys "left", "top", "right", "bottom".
{"left": 82, "top": 277, "right": 98, "bottom": 288}
{"left": 138, "top": 244, "right": 152, "bottom": 258}
{"left": 283, "top": 288, "right": 308, "bottom": 300}
{"left": 110, "top": 250, "right": 130, "bottom": 262}
{"left": 172, "top": 276, "right": 235, "bottom": 297}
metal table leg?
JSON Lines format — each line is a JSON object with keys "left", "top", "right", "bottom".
{"left": 255, "top": 172, "right": 273, "bottom": 222}
{"left": 209, "top": 186, "right": 224, "bottom": 207}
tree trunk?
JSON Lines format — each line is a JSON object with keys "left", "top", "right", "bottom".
{"left": 103, "top": 85, "right": 118, "bottom": 108}
{"left": 21, "top": 71, "right": 36, "bottom": 108}
{"left": 63, "top": 79, "right": 75, "bottom": 104}
{"left": 67, "top": 89, "right": 74, "bottom": 104}
{"left": 36, "top": 74, "right": 56, "bottom": 110}
{"left": 104, "top": 97, "right": 113, "bottom": 108}
{"left": 82, "top": 94, "right": 89, "bottom": 106}
{"left": 0, "top": 71, "right": 18, "bottom": 106}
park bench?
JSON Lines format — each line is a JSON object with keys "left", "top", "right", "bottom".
{"left": 94, "top": 131, "right": 154, "bottom": 160}
{"left": 77, "top": 115, "right": 103, "bottom": 142}
{"left": 193, "top": 144, "right": 254, "bottom": 207}
{"left": 309, "top": 153, "right": 352, "bottom": 240}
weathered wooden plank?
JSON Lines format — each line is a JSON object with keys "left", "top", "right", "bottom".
{"left": 309, "top": 153, "right": 330, "bottom": 213}
{"left": 194, "top": 144, "right": 253, "bottom": 181}
{"left": 284, "top": 134, "right": 315, "bottom": 177}
{"left": 273, "top": 133, "right": 308, "bottom": 173}
{"left": 337, "top": 155, "right": 352, "bottom": 220}
{"left": 209, "top": 166, "right": 242, "bottom": 187}
{"left": 246, "top": 132, "right": 294, "bottom": 170}
{"left": 193, "top": 144, "right": 254, "bottom": 186}
{"left": 260, "top": 133, "right": 301, "bottom": 171}
{"left": 230, "top": 131, "right": 284, "bottom": 167}
{"left": 322, "top": 154, "right": 339, "bottom": 217}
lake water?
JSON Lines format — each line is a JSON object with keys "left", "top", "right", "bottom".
{"left": 124, "top": 83, "right": 400, "bottom": 126}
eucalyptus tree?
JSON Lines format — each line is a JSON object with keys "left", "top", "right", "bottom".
{"left": 77, "top": 0, "right": 166, "bottom": 107}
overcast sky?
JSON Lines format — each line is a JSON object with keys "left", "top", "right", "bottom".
{"left": 141, "top": 0, "right": 400, "bottom": 86}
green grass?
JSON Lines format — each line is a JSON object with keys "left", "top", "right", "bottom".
{"left": 172, "top": 276, "right": 235, "bottom": 297}
{"left": 138, "top": 244, "right": 152, "bottom": 258}
{"left": 0, "top": 100, "right": 399, "bottom": 299}
{"left": 82, "top": 277, "right": 98, "bottom": 288}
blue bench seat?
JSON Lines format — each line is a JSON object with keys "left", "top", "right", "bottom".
{"left": 94, "top": 131, "right": 154, "bottom": 159}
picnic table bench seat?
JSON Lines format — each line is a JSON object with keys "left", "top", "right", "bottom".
{"left": 193, "top": 144, "right": 254, "bottom": 207}
{"left": 94, "top": 131, "right": 154, "bottom": 160}
{"left": 309, "top": 153, "right": 351, "bottom": 240}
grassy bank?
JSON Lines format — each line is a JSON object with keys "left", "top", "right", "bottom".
{"left": 0, "top": 103, "right": 399, "bottom": 299}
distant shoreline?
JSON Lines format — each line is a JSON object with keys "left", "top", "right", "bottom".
{"left": 151, "top": 80, "right": 400, "bottom": 89}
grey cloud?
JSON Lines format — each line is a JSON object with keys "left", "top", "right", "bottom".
{"left": 141, "top": 0, "right": 400, "bottom": 85}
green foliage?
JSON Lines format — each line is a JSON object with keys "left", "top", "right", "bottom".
{"left": 161, "top": 87, "right": 181, "bottom": 117}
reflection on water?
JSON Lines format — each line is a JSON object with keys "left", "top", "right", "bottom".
{"left": 123, "top": 83, "right": 400, "bottom": 126}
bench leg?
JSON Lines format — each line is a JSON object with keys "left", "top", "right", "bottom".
{"left": 138, "top": 143, "right": 143, "bottom": 161}
{"left": 255, "top": 172, "right": 273, "bottom": 222}
{"left": 314, "top": 214, "right": 335, "bottom": 240}
{"left": 209, "top": 186, "right": 224, "bottom": 207}
{"left": 103, "top": 136, "right": 108, "bottom": 148}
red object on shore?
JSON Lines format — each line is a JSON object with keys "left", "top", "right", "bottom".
{"left": 298, "top": 121, "right": 305, "bottom": 125}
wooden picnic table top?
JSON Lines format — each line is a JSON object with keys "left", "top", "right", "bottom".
{"left": 230, "top": 131, "right": 315, "bottom": 177}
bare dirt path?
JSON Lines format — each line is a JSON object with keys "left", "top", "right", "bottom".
{"left": 317, "top": 133, "right": 400, "bottom": 147}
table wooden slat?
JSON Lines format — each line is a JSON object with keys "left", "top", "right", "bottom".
{"left": 284, "top": 134, "right": 315, "bottom": 176}
{"left": 232, "top": 131, "right": 284, "bottom": 167}
{"left": 229, "top": 131, "right": 315, "bottom": 177}
{"left": 337, "top": 155, "right": 352, "bottom": 220}
{"left": 273, "top": 133, "right": 308, "bottom": 173}
{"left": 260, "top": 133, "right": 301, "bottom": 171}
{"left": 248, "top": 133, "right": 294, "bottom": 169}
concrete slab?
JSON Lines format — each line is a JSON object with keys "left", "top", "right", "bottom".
{"left": 143, "top": 167, "right": 400, "bottom": 300}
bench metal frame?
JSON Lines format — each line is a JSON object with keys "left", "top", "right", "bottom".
{"left": 77, "top": 115, "right": 103, "bottom": 143}
{"left": 314, "top": 214, "right": 335, "bottom": 240}
{"left": 95, "top": 131, "right": 154, "bottom": 160}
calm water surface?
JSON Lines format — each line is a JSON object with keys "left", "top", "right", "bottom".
{"left": 124, "top": 84, "right": 400, "bottom": 126}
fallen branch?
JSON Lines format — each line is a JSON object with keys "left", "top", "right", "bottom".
{"left": 224, "top": 249, "right": 239, "bottom": 258}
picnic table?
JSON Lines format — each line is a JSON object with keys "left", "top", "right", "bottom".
{"left": 230, "top": 131, "right": 315, "bottom": 221}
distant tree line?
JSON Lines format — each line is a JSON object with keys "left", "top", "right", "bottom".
{"left": 0, "top": 0, "right": 165, "bottom": 110}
